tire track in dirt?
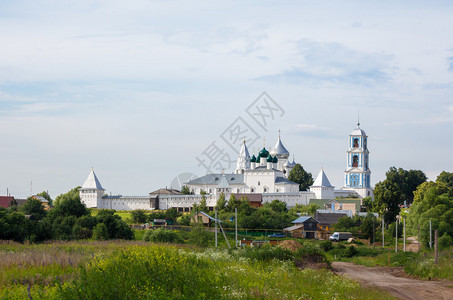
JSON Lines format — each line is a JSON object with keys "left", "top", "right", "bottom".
{"left": 332, "top": 262, "right": 453, "bottom": 300}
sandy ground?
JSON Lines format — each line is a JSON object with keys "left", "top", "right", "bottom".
{"left": 332, "top": 262, "right": 453, "bottom": 300}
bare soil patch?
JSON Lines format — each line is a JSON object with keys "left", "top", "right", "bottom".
{"left": 332, "top": 262, "right": 453, "bottom": 300}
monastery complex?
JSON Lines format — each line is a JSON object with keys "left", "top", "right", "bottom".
{"left": 80, "top": 123, "right": 373, "bottom": 211}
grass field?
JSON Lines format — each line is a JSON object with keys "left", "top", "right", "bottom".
{"left": 0, "top": 240, "right": 395, "bottom": 299}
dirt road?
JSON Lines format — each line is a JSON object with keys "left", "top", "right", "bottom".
{"left": 332, "top": 262, "right": 453, "bottom": 300}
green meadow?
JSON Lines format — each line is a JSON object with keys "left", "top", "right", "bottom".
{"left": 0, "top": 240, "right": 394, "bottom": 299}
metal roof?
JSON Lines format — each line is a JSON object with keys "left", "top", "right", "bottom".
{"left": 217, "top": 174, "right": 230, "bottom": 188}
{"left": 81, "top": 169, "right": 105, "bottom": 190}
{"left": 185, "top": 173, "right": 244, "bottom": 185}
{"left": 312, "top": 168, "right": 333, "bottom": 187}
{"left": 350, "top": 127, "right": 366, "bottom": 136}
{"left": 275, "top": 176, "right": 298, "bottom": 185}
{"left": 271, "top": 136, "right": 290, "bottom": 158}
{"left": 292, "top": 216, "right": 318, "bottom": 224}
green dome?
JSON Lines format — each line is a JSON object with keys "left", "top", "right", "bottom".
{"left": 273, "top": 156, "right": 278, "bottom": 163}
{"left": 250, "top": 155, "right": 256, "bottom": 163}
{"left": 266, "top": 155, "right": 273, "bottom": 162}
{"left": 259, "top": 147, "right": 269, "bottom": 158}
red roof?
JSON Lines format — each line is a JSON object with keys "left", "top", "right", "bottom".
{"left": 0, "top": 196, "right": 15, "bottom": 208}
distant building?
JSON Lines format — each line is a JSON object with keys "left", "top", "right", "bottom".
{"left": 79, "top": 123, "right": 373, "bottom": 211}
{"left": 0, "top": 196, "right": 15, "bottom": 209}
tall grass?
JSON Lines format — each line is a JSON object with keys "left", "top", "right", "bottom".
{"left": 1, "top": 241, "right": 395, "bottom": 299}
{"left": 54, "top": 245, "right": 392, "bottom": 299}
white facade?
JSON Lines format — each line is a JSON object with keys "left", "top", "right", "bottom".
{"left": 80, "top": 127, "right": 373, "bottom": 211}
{"left": 342, "top": 123, "right": 374, "bottom": 199}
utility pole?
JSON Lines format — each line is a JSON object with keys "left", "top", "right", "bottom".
{"left": 382, "top": 217, "right": 385, "bottom": 248}
{"left": 418, "top": 225, "right": 421, "bottom": 251}
{"left": 395, "top": 217, "right": 398, "bottom": 253}
{"left": 429, "top": 219, "right": 432, "bottom": 248}
{"left": 235, "top": 207, "right": 238, "bottom": 248}
{"left": 215, "top": 209, "right": 218, "bottom": 247}
{"left": 403, "top": 217, "right": 406, "bottom": 252}
{"left": 434, "top": 230, "right": 438, "bottom": 264}
{"left": 373, "top": 216, "right": 375, "bottom": 249}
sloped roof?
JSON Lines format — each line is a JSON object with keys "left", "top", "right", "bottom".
{"left": 292, "top": 216, "right": 318, "bottom": 224}
{"left": 283, "top": 225, "right": 304, "bottom": 231}
{"left": 149, "top": 188, "right": 182, "bottom": 195}
{"left": 217, "top": 174, "right": 230, "bottom": 188}
{"left": 81, "top": 169, "right": 105, "bottom": 190}
{"left": 315, "top": 211, "right": 348, "bottom": 225}
{"left": 312, "top": 169, "right": 333, "bottom": 187}
{"left": 275, "top": 176, "right": 298, "bottom": 185}
{"left": 185, "top": 174, "right": 244, "bottom": 185}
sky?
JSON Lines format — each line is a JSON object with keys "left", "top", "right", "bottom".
{"left": 1, "top": 0, "right": 453, "bottom": 199}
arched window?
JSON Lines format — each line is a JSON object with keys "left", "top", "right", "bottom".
{"left": 353, "top": 138, "right": 359, "bottom": 148}
{"left": 352, "top": 155, "right": 359, "bottom": 167}
{"left": 258, "top": 181, "right": 260, "bottom": 186}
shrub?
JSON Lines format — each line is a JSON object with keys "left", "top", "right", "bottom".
{"left": 143, "top": 228, "right": 184, "bottom": 244}
{"left": 92, "top": 223, "right": 109, "bottom": 240}
{"left": 439, "top": 233, "right": 453, "bottom": 249}
{"left": 294, "top": 243, "right": 327, "bottom": 263}
{"left": 188, "top": 223, "right": 210, "bottom": 247}
{"left": 319, "top": 240, "right": 333, "bottom": 252}
{"left": 344, "top": 245, "right": 358, "bottom": 257}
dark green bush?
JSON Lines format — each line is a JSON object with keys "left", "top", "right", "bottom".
{"left": 143, "top": 228, "right": 184, "bottom": 244}
{"left": 319, "top": 240, "right": 333, "bottom": 252}
{"left": 344, "top": 245, "right": 358, "bottom": 257}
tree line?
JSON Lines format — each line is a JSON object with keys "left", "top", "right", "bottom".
{"left": 0, "top": 187, "right": 134, "bottom": 243}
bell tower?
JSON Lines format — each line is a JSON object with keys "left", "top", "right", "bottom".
{"left": 343, "top": 121, "right": 373, "bottom": 198}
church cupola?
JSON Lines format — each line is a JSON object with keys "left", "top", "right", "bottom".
{"left": 258, "top": 146, "right": 269, "bottom": 166}
{"left": 271, "top": 130, "right": 290, "bottom": 170}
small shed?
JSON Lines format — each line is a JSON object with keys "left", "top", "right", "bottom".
{"left": 191, "top": 211, "right": 216, "bottom": 227}
{"left": 284, "top": 216, "right": 319, "bottom": 239}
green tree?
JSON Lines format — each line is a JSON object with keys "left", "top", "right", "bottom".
{"left": 180, "top": 185, "right": 193, "bottom": 195}
{"left": 216, "top": 192, "right": 227, "bottom": 211}
{"left": 436, "top": 171, "right": 453, "bottom": 191}
{"left": 373, "top": 179, "right": 402, "bottom": 224}
{"left": 52, "top": 187, "right": 89, "bottom": 218}
{"left": 165, "top": 208, "right": 181, "bottom": 223}
{"left": 198, "top": 194, "right": 208, "bottom": 212}
{"left": 384, "top": 167, "right": 427, "bottom": 205}
{"left": 289, "top": 203, "right": 319, "bottom": 216}
{"left": 362, "top": 196, "right": 373, "bottom": 212}
{"left": 264, "top": 199, "right": 288, "bottom": 213}
{"left": 96, "top": 209, "right": 134, "bottom": 240}
{"left": 288, "top": 164, "right": 314, "bottom": 191}
{"left": 22, "top": 197, "right": 46, "bottom": 221}
{"left": 225, "top": 194, "right": 241, "bottom": 212}
{"left": 131, "top": 209, "right": 148, "bottom": 223}
{"left": 407, "top": 174, "right": 453, "bottom": 247}
{"left": 92, "top": 223, "right": 109, "bottom": 240}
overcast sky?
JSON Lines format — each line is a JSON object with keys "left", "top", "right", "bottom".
{"left": 1, "top": 1, "right": 453, "bottom": 199}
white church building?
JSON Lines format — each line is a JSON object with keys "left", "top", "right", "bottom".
{"left": 80, "top": 123, "right": 373, "bottom": 211}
